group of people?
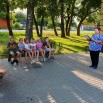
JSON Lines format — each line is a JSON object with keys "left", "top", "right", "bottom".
{"left": 7, "top": 36, "right": 55, "bottom": 65}
{"left": 1, "top": 27, "right": 103, "bottom": 85}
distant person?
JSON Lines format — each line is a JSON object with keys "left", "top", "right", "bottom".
{"left": 24, "top": 38, "right": 34, "bottom": 64}
{"left": 36, "top": 38, "right": 46, "bottom": 62}
{"left": 7, "top": 36, "right": 21, "bottom": 65}
{"left": 43, "top": 37, "right": 55, "bottom": 60}
{"left": 30, "top": 38, "right": 39, "bottom": 62}
{"left": 18, "top": 38, "right": 25, "bottom": 64}
{"left": 0, "top": 67, "right": 6, "bottom": 85}
{"left": 89, "top": 28, "right": 103, "bottom": 69}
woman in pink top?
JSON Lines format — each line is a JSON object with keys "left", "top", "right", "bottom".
{"left": 36, "top": 38, "right": 46, "bottom": 61}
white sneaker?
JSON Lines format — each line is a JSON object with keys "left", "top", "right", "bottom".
{"left": 30, "top": 61, "right": 34, "bottom": 64}
{"left": 43, "top": 58, "right": 46, "bottom": 62}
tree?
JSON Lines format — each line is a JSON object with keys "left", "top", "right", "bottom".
{"left": 76, "top": 0, "right": 101, "bottom": 36}
{"left": 46, "top": 0, "right": 59, "bottom": 36}
{"left": 65, "top": 0, "right": 76, "bottom": 36}
{"left": 35, "top": 0, "right": 47, "bottom": 37}
{"left": 26, "top": 0, "right": 34, "bottom": 40}
{"left": 84, "top": 11, "right": 100, "bottom": 27}
{"left": 15, "top": 12, "right": 26, "bottom": 23}
{"left": 0, "top": 0, "right": 14, "bottom": 36}
{"left": 59, "top": 0, "right": 65, "bottom": 37}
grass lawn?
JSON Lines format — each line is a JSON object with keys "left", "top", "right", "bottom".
{"left": 0, "top": 30, "right": 94, "bottom": 58}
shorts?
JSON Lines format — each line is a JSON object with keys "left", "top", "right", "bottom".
{"left": 46, "top": 48, "right": 51, "bottom": 52}
{"left": 37, "top": 48, "right": 42, "bottom": 51}
{"left": 19, "top": 50, "right": 25, "bottom": 54}
{"left": 9, "top": 50, "right": 20, "bottom": 58}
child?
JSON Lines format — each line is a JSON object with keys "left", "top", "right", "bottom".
{"left": 18, "top": 38, "right": 25, "bottom": 63}
{"left": 30, "top": 38, "right": 39, "bottom": 61}
{"left": 24, "top": 38, "right": 34, "bottom": 64}
{"left": 7, "top": 36, "right": 21, "bottom": 65}
{"left": 43, "top": 37, "right": 55, "bottom": 60}
{"left": 36, "top": 38, "right": 46, "bottom": 62}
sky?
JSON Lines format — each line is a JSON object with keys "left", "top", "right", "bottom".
{"left": 14, "top": 8, "right": 27, "bottom": 15}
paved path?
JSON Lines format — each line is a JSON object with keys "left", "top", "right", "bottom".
{"left": 0, "top": 52, "right": 103, "bottom": 103}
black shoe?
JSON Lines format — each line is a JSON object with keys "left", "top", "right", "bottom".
{"left": 11, "top": 60, "right": 15, "bottom": 65}
{"left": 8, "top": 58, "right": 11, "bottom": 62}
{"left": 92, "top": 66, "right": 97, "bottom": 69}
{"left": 50, "top": 56, "right": 55, "bottom": 60}
{"left": 89, "top": 65, "right": 94, "bottom": 68}
{"left": 15, "top": 59, "right": 19, "bottom": 65}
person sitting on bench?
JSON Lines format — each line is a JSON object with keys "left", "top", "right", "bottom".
{"left": 18, "top": 38, "right": 26, "bottom": 64}
{"left": 43, "top": 37, "right": 55, "bottom": 60}
{"left": 7, "top": 36, "right": 21, "bottom": 65}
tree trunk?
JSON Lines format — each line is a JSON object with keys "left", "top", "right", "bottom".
{"left": 33, "top": 13, "right": 40, "bottom": 37}
{"left": 60, "top": 2, "right": 65, "bottom": 37}
{"left": 77, "top": 23, "right": 81, "bottom": 36}
{"left": 77, "top": 18, "right": 86, "bottom": 36}
{"left": 51, "top": 16, "right": 58, "bottom": 36}
{"left": 26, "top": 0, "right": 34, "bottom": 41}
{"left": 40, "top": 16, "right": 44, "bottom": 37}
{"left": 67, "top": 18, "right": 72, "bottom": 36}
{"left": 5, "top": 0, "right": 13, "bottom": 36}
{"left": 66, "top": 15, "right": 70, "bottom": 36}
{"left": 67, "top": 0, "right": 76, "bottom": 36}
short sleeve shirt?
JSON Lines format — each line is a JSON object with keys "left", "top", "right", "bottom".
{"left": 18, "top": 43, "right": 25, "bottom": 51}
{"left": 36, "top": 42, "right": 43, "bottom": 48}
{"left": 7, "top": 42, "right": 17, "bottom": 51}
{"left": 30, "top": 43, "right": 36, "bottom": 50}
{"left": 89, "top": 34, "right": 103, "bottom": 51}
{"left": 24, "top": 43, "right": 31, "bottom": 50}
{"left": 43, "top": 41, "right": 50, "bottom": 48}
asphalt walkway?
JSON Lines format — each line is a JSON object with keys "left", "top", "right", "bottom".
{"left": 0, "top": 52, "right": 103, "bottom": 103}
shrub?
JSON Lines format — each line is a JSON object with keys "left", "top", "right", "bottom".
{"left": 56, "top": 27, "right": 60, "bottom": 30}
{"left": 12, "top": 22, "right": 21, "bottom": 29}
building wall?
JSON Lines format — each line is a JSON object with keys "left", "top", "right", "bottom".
{"left": 0, "top": 19, "right": 12, "bottom": 29}
{"left": 101, "top": 0, "right": 103, "bottom": 33}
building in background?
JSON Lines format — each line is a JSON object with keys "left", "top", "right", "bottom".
{"left": 0, "top": 19, "right": 12, "bottom": 29}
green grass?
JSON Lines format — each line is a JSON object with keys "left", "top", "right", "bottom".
{"left": 0, "top": 31, "right": 93, "bottom": 58}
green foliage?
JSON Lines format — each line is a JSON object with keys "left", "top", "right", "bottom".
{"left": 84, "top": 11, "right": 100, "bottom": 25}
{"left": 12, "top": 22, "right": 21, "bottom": 29}
{"left": 15, "top": 12, "right": 26, "bottom": 22}
{"left": 0, "top": 12, "right": 6, "bottom": 19}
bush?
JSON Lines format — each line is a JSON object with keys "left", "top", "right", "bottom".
{"left": 47, "top": 23, "right": 53, "bottom": 29}
{"left": 12, "top": 22, "right": 21, "bottom": 29}
{"left": 56, "top": 27, "right": 60, "bottom": 30}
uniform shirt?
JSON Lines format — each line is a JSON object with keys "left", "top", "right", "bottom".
{"left": 18, "top": 43, "right": 25, "bottom": 51}
{"left": 89, "top": 34, "right": 103, "bottom": 51}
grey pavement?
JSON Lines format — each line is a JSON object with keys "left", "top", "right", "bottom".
{"left": 0, "top": 52, "right": 103, "bottom": 103}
